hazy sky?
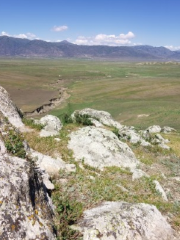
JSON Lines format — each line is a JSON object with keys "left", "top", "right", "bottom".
{"left": 1, "top": 0, "right": 180, "bottom": 50}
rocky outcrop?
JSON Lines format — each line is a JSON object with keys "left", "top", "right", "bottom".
{"left": 118, "top": 126, "right": 151, "bottom": 146}
{"left": 70, "top": 108, "right": 171, "bottom": 149}
{"left": 0, "top": 86, "right": 24, "bottom": 129}
{"left": 68, "top": 126, "right": 139, "bottom": 171}
{"left": 161, "top": 126, "right": 176, "bottom": 133}
{"left": 71, "top": 108, "right": 123, "bottom": 130}
{"left": 76, "top": 201, "right": 178, "bottom": 240}
{"left": 146, "top": 125, "right": 162, "bottom": 133}
{"left": 0, "top": 141, "right": 55, "bottom": 239}
{"left": 0, "top": 100, "right": 55, "bottom": 238}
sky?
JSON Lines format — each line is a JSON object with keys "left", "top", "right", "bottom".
{"left": 0, "top": 0, "right": 180, "bottom": 50}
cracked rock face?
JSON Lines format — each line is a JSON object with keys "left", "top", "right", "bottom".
{"left": 68, "top": 126, "right": 139, "bottom": 170}
{"left": 0, "top": 111, "right": 55, "bottom": 239}
{"left": 77, "top": 201, "right": 178, "bottom": 240}
{"left": 0, "top": 86, "right": 24, "bottom": 129}
{"left": 0, "top": 153, "right": 55, "bottom": 240}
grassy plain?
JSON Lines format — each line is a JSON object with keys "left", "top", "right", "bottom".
{"left": 1, "top": 58, "right": 180, "bottom": 129}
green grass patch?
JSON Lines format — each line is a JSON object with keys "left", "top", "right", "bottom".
{"left": 1, "top": 59, "right": 180, "bottom": 129}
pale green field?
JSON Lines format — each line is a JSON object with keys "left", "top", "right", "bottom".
{"left": 1, "top": 58, "right": 180, "bottom": 129}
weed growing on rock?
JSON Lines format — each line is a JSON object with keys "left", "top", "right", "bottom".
{"left": 112, "top": 127, "right": 119, "bottom": 137}
{"left": 4, "top": 129, "right": 26, "bottom": 158}
{"left": 0, "top": 114, "right": 26, "bottom": 158}
{"left": 23, "top": 118, "right": 44, "bottom": 130}
{"left": 74, "top": 113, "right": 93, "bottom": 126}
{"left": 52, "top": 184, "right": 83, "bottom": 240}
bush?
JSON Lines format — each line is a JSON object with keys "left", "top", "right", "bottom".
{"left": 5, "top": 130, "right": 26, "bottom": 158}
{"left": 62, "top": 113, "right": 73, "bottom": 124}
{"left": 75, "top": 113, "right": 93, "bottom": 126}
{"left": 52, "top": 189, "right": 83, "bottom": 240}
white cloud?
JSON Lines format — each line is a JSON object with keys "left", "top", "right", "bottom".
{"left": 76, "top": 39, "right": 88, "bottom": 44}
{"left": 74, "top": 31, "right": 136, "bottom": 46}
{"left": 165, "top": 45, "right": 180, "bottom": 51}
{"left": 1, "top": 31, "right": 9, "bottom": 36}
{"left": 1, "top": 31, "right": 37, "bottom": 40}
{"left": 15, "top": 34, "right": 28, "bottom": 39}
{"left": 52, "top": 25, "right": 68, "bottom": 32}
{"left": 119, "top": 31, "right": 135, "bottom": 39}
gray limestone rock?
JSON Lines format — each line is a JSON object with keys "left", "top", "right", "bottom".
{"left": 0, "top": 154, "right": 55, "bottom": 240}
{"left": 76, "top": 201, "right": 178, "bottom": 240}
{"left": 161, "top": 126, "right": 176, "bottom": 133}
{"left": 152, "top": 133, "right": 169, "bottom": 144}
{"left": 39, "top": 114, "right": 62, "bottom": 137}
{"left": 30, "top": 150, "right": 76, "bottom": 175}
{"left": 71, "top": 108, "right": 123, "bottom": 130}
{"left": 68, "top": 126, "right": 139, "bottom": 171}
{"left": 119, "top": 127, "right": 151, "bottom": 147}
{"left": 146, "top": 125, "right": 162, "bottom": 133}
{"left": 153, "top": 180, "right": 168, "bottom": 201}
{"left": 132, "top": 168, "right": 149, "bottom": 180}
{"left": 0, "top": 86, "right": 24, "bottom": 129}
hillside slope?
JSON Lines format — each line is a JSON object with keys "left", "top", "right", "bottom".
{"left": 0, "top": 85, "right": 180, "bottom": 239}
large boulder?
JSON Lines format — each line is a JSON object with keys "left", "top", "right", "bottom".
{"left": 0, "top": 143, "right": 55, "bottom": 239}
{"left": 77, "top": 201, "right": 178, "bottom": 240}
{"left": 0, "top": 107, "right": 55, "bottom": 239}
{"left": 68, "top": 126, "right": 139, "bottom": 170}
{"left": 71, "top": 109, "right": 150, "bottom": 147}
{"left": 0, "top": 86, "right": 24, "bottom": 129}
{"left": 38, "top": 114, "right": 63, "bottom": 137}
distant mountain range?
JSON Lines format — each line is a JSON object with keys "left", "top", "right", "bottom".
{"left": 1, "top": 36, "right": 180, "bottom": 61}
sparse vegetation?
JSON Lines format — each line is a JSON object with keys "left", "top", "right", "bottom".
{"left": 4, "top": 129, "right": 26, "bottom": 158}
{"left": 23, "top": 117, "right": 44, "bottom": 130}
{"left": 0, "top": 116, "right": 26, "bottom": 159}
{"left": 112, "top": 127, "right": 119, "bottom": 137}
{"left": 52, "top": 184, "right": 83, "bottom": 240}
{"left": 74, "top": 113, "right": 93, "bottom": 126}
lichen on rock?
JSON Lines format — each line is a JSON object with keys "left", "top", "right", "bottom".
{"left": 77, "top": 201, "right": 178, "bottom": 240}
{"left": 68, "top": 126, "right": 139, "bottom": 171}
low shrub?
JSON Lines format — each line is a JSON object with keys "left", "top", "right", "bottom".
{"left": 75, "top": 113, "right": 93, "bottom": 126}
{"left": 52, "top": 186, "right": 83, "bottom": 240}
{"left": 4, "top": 130, "right": 26, "bottom": 158}
{"left": 23, "top": 118, "right": 44, "bottom": 130}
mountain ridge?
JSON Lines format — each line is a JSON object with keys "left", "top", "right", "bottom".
{"left": 0, "top": 36, "right": 180, "bottom": 60}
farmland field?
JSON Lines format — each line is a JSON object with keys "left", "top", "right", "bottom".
{"left": 1, "top": 58, "right": 180, "bottom": 130}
